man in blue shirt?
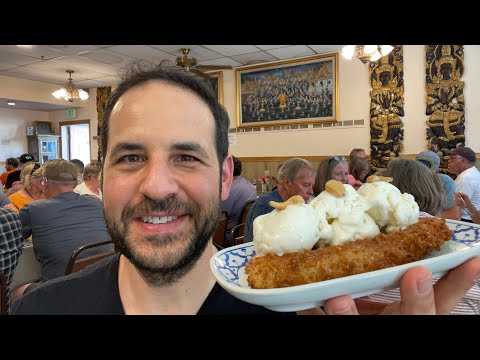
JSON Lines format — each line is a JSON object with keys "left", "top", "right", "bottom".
{"left": 244, "top": 157, "right": 315, "bottom": 243}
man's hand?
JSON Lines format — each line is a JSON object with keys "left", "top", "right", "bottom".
{"left": 299, "top": 258, "right": 480, "bottom": 315}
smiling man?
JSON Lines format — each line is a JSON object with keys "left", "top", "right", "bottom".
{"left": 10, "top": 65, "right": 480, "bottom": 315}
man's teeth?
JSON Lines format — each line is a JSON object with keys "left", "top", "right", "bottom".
{"left": 142, "top": 216, "right": 178, "bottom": 224}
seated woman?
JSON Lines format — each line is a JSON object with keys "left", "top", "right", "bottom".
{"left": 5, "top": 163, "right": 44, "bottom": 211}
{"left": 314, "top": 156, "right": 349, "bottom": 195}
{"left": 347, "top": 157, "right": 370, "bottom": 190}
{"left": 74, "top": 162, "right": 102, "bottom": 199}
{"left": 366, "top": 158, "right": 480, "bottom": 314}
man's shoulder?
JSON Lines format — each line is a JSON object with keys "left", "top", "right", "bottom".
{"left": 0, "top": 206, "right": 20, "bottom": 220}
{"left": 438, "top": 173, "right": 455, "bottom": 186}
{"left": 255, "top": 190, "right": 282, "bottom": 206}
{"left": 10, "top": 254, "right": 122, "bottom": 315}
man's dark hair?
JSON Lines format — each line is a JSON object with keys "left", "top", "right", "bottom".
{"left": 70, "top": 159, "right": 85, "bottom": 173}
{"left": 100, "top": 63, "right": 230, "bottom": 168}
{"left": 6, "top": 158, "right": 19, "bottom": 167}
{"left": 232, "top": 156, "right": 242, "bottom": 176}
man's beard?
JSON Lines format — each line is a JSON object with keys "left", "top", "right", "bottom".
{"left": 105, "top": 192, "right": 220, "bottom": 287}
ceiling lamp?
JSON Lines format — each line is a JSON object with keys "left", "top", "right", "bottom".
{"left": 341, "top": 45, "right": 394, "bottom": 64}
{"left": 52, "top": 70, "right": 89, "bottom": 102}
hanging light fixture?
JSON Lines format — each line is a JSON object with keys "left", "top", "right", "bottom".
{"left": 52, "top": 70, "right": 89, "bottom": 102}
{"left": 341, "top": 45, "right": 394, "bottom": 64}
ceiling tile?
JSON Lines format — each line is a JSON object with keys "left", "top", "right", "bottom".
{"left": 108, "top": 45, "right": 176, "bottom": 63}
{"left": 78, "top": 49, "right": 136, "bottom": 67}
{"left": 149, "top": 45, "right": 222, "bottom": 60}
{"left": 0, "top": 51, "right": 43, "bottom": 66}
{"left": 47, "top": 45, "right": 100, "bottom": 55}
{"left": 0, "top": 61, "right": 18, "bottom": 71}
{"left": 308, "top": 45, "right": 345, "bottom": 54}
{"left": 52, "top": 55, "right": 122, "bottom": 76}
{"left": 0, "top": 45, "right": 66, "bottom": 60}
{"left": 197, "top": 57, "right": 243, "bottom": 67}
{"left": 255, "top": 45, "right": 292, "bottom": 50}
{"left": 266, "top": 45, "right": 315, "bottom": 59}
{"left": 230, "top": 51, "right": 279, "bottom": 65}
{"left": 202, "top": 45, "right": 261, "bottom": 56}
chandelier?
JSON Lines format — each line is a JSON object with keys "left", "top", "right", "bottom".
{"left": 341, "top": 45, "right": 394, "bottom": 64}
{"left": 52, "top": 70, "right": 89, "bottom": 102}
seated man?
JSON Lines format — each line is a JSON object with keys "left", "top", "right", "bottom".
{"left": 244, "top": 157, "right": 315, "bottom": 243}
{"left": 19, "top": 159, "right": 112, "bottom": 285}
{"left": 0, "top": 207, "right": 25, "bottom": 311}
{"left": 447, "top": 147, "right": 480, "bottom": 223}
{"left": 1, "top": 157, "right": 19, "bottom": 187}
{"left": 5, "top": 154, "right": 35, "bottom": 191}
{"left": 221, "top": 156, "right": 256, "bottom": 245}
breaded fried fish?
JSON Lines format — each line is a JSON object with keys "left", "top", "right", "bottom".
{"left": 245, "top": 217, "right": 452, "bottom": 289}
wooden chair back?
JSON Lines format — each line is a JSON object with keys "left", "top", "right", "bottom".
{"left": 240, "top": 199, "right": 256, "bottom": 224}
{"left": 230, "top": 223, "right": 245, "bottom": 245}
{"left": 0, "top": 273, "right": 6, "bottom": 315}
{"left": 212, "top": 211, "right": 228, "bottom": 250}
{"left": 65, "top": 240, "right": 116, "bottom": 275}
{"left": 234, "top": 235, "right": 245, "bottom": 246}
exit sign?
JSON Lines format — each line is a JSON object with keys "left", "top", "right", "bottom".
{"left": 66, "top": 108, "right": 76, "bottom": 119}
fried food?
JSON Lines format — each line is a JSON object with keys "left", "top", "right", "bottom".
{"left": 245, "top": 217, "right": 452, "bottom": 289}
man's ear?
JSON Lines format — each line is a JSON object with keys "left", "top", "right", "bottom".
{"left": 220, "top": 155, "right": 234, "bottom": 201}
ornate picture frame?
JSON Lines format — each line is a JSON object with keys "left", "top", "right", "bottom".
{"left": 207, "top": 71, "right": 224, "bottom": 105}
{"left": 236, "top": 53, "right": 339, "bottom": 128}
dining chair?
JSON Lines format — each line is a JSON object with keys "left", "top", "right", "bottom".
{"left": 212, "top": 211, "right": 228, "bottom": 250}
{"left": 230, "top": 223, "right": 245, "bottom": 245}
{"left": 64, "top": 240, "right": 116, "bottom": 275}
{"left": 240, "top": 199, "right": 256, "bottom": 225}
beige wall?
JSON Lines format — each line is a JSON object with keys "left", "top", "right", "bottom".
{"left": 0, "top": 45, "right": 478, "bottom": 165}
{"left": 0, "top": 107, "right": 50, "bottom": 166}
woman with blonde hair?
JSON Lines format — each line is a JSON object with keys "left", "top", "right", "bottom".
{"left": 5, "top": 163, "right": 44, "bottom": 211}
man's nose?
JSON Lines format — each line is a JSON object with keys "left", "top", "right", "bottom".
{"left": 138, "top": 160, "right": 179, "bottom": 199}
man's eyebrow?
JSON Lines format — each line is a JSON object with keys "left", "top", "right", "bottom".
{"left": 109, "top": 142, "right": 145, "bottom": 157}
{"left": 172, "top": 142, "right": 210, "bottom": 159}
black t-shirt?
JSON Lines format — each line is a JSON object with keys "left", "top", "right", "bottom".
{"left": 10, "top": 254, "right": 285, "bottom": 315}
{"left": 5, "top": 170, "right": 20, "bottom": 189}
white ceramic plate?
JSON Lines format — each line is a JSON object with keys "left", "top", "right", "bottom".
{"left": 210, "top": 219, "right": 480, "bottom": 312}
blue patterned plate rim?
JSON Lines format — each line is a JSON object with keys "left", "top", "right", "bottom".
{"left": 209, "top": 219, "right": 480, "bottom": 309}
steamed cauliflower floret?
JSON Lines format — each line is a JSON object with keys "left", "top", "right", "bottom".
{"left": 310, "top": 184, "right": 379, "bottom": 247}
{"left": 357, "top": 181, "right": 419, "bottom": 232}
{"left": 253, "top": 203, "right": 320, "bottom": 256}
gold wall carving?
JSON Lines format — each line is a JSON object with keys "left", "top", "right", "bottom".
{"left": 425, "top": 45, "right": 465, "bottom": 173}
{"left": 96, "top": 86, "right": 111, "bottom": 162}
{"left": 368, "top": 45, "right": 404, "bottom": 171}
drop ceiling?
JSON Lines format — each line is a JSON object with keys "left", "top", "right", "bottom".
{"left": 0, "top": 45, "right": 344, "bottom": 111}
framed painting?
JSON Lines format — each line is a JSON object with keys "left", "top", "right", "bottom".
{"left": 35, "top": 121, "right": 53, "bottom": 135}
{"left": 236, "top": 53, "right": 339, "bottom": 128}
{"left": 207, "top": 71, "right": 224, "bottom": 105}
